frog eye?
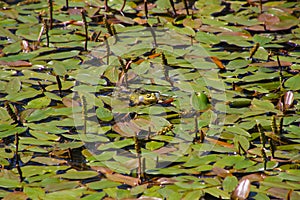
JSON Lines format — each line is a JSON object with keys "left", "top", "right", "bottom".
{"left": 146, "top": 94, "right": 151, "bottom": 98}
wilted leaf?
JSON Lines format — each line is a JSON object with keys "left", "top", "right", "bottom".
{"left": 106, "top": 173, "right": 140, "bottom": 186}
{"left": 231, "top": 178, "right": 250, "bottom": 200}
{"left": 3, "top": 191, "right": 27, "bottom": 200}
{"left": 0, "top": 60, "right": 32, "bottom": 67}
{"left": 258, "top": 13, "right": 280, "bottom": 25}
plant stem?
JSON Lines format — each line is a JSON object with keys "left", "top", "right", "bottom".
{"left": 81, "top": 9, "right": 88, "bottom": 51}
{"left": 120, "top": 0, "right": 126, "bottom": 15}
{"left": 15, "top": 132, "right": 24, "bottom": 182}
{"left": 183, "top": 0, "right": 189, "bottom": 16}
{"left": 56, "top": 75, "right": 62, "bottom": 97}
{"left": 104, "top": 35, "right": 110, "bottom": 64}
{"left": 144, "top": 0, "right": 148, "bottom": 19}
{"left": 48, "top": 0, "right": 53, "bottom": 29}
{"left": 43, "top": 19, "right": 49, "bottom": 47}
{"left": 169, "top": 0, "right": 176, "bottom": 16}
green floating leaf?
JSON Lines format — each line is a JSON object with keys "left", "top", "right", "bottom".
{"left": 34, "top": 50, "right": 80, "bottom": 61}
{"left": 195, "top": 31, "right": 220, "bottom": 45}
{"left": 19, "top": 137, "right": 55, "bottom": 146}
{"left": 44, "top": 188, "right": 86, "bottom": 200}
{"left": 19, "top": 165, "right": 70, "bottom": 178}
{"left": 29, "top": 130, "right": 60, "bottom": 141}
{"left": 2, "top": 41, "right": 21, "bottom": 54}
{"left": 59, "top": 169, "right": 98, "bottom": 179}
{"left": 87, "top": 179, "right": 121, "bottom": 190}
{"left": 25, "top": 96, "right": 51, "bottom": 109}
{"left": 285, "top": 75, "right": 300, "bottom": 90}
{"left": 5, "top": 77, "right": 21, "bottom": 95}
{"left": 226, "top": 126, "right": 251, "bottom": 137}
{"left": 226, "top": 59, "right": 251, "bottom": 70}
{"left": 103, "top": 161, "right": 131, "bottom": 174}
{"left": 0, "top": 126, "right": 27, "bottom": 138}
{"left": 31, "top": 157, "right": 66, "bottom": 165}
{"left": 243, "top": 72, "right": 278, "bottom": 82}
{"left": 204, "top": 186, "right": 231, "bottom": 199}
{"left": 15, "top": 25, "right": 42, "bottom": 41}
{"left": 244, "top": 161, "right": 278, "bottom": 172}
{"left": 97, "top": 139, "right": 134, "bottom": 151}
{"left": 175, "top": 181, "right": 206, "bottom": 189}
{"left": 251, "top": 98, "right": 275, "bottom": 111}
{"left": 0, "top": 177, "right": 22, "bottom": 189}
{"left": 234, "top": 135, "right": 250, "bottom": 152}
{"left": 57, "top": 142, "right": 84, "bottom": 150}
{"left": 25, "top": 108, "right": 53, "bottom": 122}
{"left": 223, "top": 176, "right": 238, "bottom": 192}
{"left": 24, "top": 186, "right": 45, "bottom": 200}
{"left": 5, "top": 90, "right": 42, "bottom": 102}
{"left": 214, "top": 155, "right": 245, "bottom": 168}
{"left": 183, "top": 190, "right": 204, "bottom": 200}
{"left": 26, "top": 123, "right": 66, "bottom": 134}
{"left": 81, "top": 192, "right": 106, "bottom": 200}
{"left": 253, "top": 34, "right": 273, "bottom": 46}
{"left": 184, "top": 154, "right": 219, "bottom": 167}
{"left": 146, "top": 141, "right": 165, "bottom": 151}
{"left": 96, "top": 107, "right": 114, "bottom": 122}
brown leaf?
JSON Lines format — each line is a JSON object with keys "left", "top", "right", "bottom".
{"left": 90, "top": 166, "right": 114, "bottom": 174}
{"left": 241, "top": 173, "right": 265, "bottom": 182}
{"left": 3, "top": 191, "right": 28, "bottom": 200}
{"left": 258, "top": 13, "right": 280, "bottom": 25}
{"left": 0, "top": 60, "right": 32, "bottom": 67}
{"left": 155, "top": 177, "right": 178, "bottom": 185}
{"left": 231, "top": 178, "right": 251, "bottom": 200}
{"left": 67, "top": 8, "right": 82, "bottom": 15}
{"left": 206, "top": 137, "right": 234, "bottom": 148}
{"left": 217, "top": 31, "right": 251, "bottom": 39}
{"left": 62, "top": 97, "right": 80, "bottom": 107}
{"left": 153, "top": 147, "right": 177, "bottom": 154}
{"left": 212, "top": 167, "right": 231, "bottom": 178}
{"left": 133, "top": 17, "right": 148, "bottom": 25}
{"left": 267, "top": 188, "right": 291, "bottom": 199}
{"left": 106, "top": 173, "right": 141, "bottom": 186}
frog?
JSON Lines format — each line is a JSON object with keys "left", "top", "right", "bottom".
{"left": 129, "top": 91, "right": 160, "bottom": 106}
